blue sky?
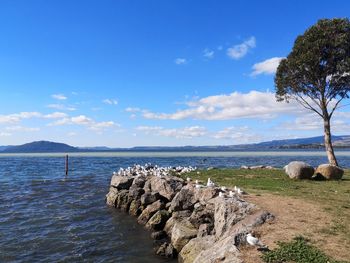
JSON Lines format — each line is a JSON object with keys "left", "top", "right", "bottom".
{"left": 0, "top": 0, "right": 349, "bottom": 147}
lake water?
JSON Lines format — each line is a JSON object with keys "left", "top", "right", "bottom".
{"left": 0, "top": 151, "right": 349, "bottom": 262}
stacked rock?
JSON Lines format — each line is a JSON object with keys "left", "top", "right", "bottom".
{"left": 106, "top": 164, "right": 274, "bottom": 262}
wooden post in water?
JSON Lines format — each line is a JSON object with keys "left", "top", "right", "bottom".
{"left": 65, "top": 154, "right": 69, "bottom": 176}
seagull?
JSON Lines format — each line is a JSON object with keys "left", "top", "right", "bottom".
{"left": 221, "top": 186, "right": 226, "bottom": 191}
{"left": 246, "top": 233, "right": 267, "bottom": 248}
{"left": 237, "top": 188, "right": 244, "bottom": 195}
{"left": 207, "top": 178, "right": 215, "bottom": 187}
{"left": 229, "top": 191, "right": 234, "bottom": 197}
{"left": 234, "top": 186, "right": 238, "bottom": 192}
{"left": 218, "top": 192, "right": 224, "bottom": 197}
{"left": 195, "top": 183, "right": 202, "bottom": 189}
{"left": 195, "top": 179, "right": 199, "bottom": 184}
{"left": 186, "top": 177, "right": 191, "bottom": 182}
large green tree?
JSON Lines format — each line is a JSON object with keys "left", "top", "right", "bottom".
{"left": 275, "top": 18, "right": 350, "bottom": 166}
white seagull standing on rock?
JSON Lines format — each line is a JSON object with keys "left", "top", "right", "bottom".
{"left": 246, "top": 233, "right": 267, "bottom": 248}
{"left": 207, "top": 178, "right": 215, "bottom": 187}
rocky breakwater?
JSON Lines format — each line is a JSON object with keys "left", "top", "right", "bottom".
{"left": 106, "top": 164, "right": 274, "bottom": 263}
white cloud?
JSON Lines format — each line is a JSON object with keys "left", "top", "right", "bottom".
{"left": 103, "top": 99, "right": 118, "bottom": 105}
{"left": 212, "top": 126, "right": 262, "bottom": 143}
{"left": 227, "top": 37, "right": 256, "bottom": 60}
{"left": 175, "top": 58, "right": 187, "bottom": 65}
{"left": 251, "top": 57, "right": 285, "bottom": 76}
{"left": 0, "top": 112, "right": 42, "bottom": 124}
{"left": 0, "top": 132, "right": 11, "bottom": 137}
{"left": 142, "top": 90, "right": 303, "bottom": 121}
{"left": 51, "top": 94, "right": 67, "bottom": 100}
{"left": 48, "top": 115, "right": 118, "bottom": 132}
{"left": 136, "top": 126, "right": 207, "bottom": 139}
{"left": 5, "top": 126, "right": 40, "bottom": 132}
{"left": 203, "top": 49, "right": 214, "bottom": 59}
{"left": 67, "top": 132, "right": 77, "bottom": 137}
{"left": 44, "top": 112, "right": 68, "bottom": 119}
{"left": 47, "top": 104, "right": 76, "bottom": 111}
{"left": 125, "top": 107, "right": 141, "bottom": 112}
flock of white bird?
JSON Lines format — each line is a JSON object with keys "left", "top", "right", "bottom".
{"left": 113, "top": 164, "right": 264, "bottom": 249}
{"left": 113, "top": 163, "right": 197, "bottom": 178}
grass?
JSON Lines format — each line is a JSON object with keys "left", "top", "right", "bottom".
{"left": 262, "top": 236, "right": 347, "bottom": 263}
{"left": 180, "top": 168, "right": 350, "bottom": 262}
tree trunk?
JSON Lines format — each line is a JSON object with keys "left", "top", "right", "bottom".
{"left": 323, "top": 117, "right": 338, "bottom": 166}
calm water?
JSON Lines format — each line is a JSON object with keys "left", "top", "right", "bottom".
{"left": 0, "top": 151, "right": 349, "bottom": 262}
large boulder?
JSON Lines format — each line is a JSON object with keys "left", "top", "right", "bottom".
{"left": 110, "top": 175, "right": 134, "bottom": 190}
{"left": 137, "top": 200, "right": 165, "bottom": 225}
{"left": 164, "top": 210, "right": 192, "bottom": 237}
{"left": 192, "top": 235, "right": 242, "bottom": 263}
{"left": 132, "top": 175, "right": 147, "bottom": 188}
{"left": 194, "top": 187, "right": 220, "bottom": 204}
{"left": 171, "top": 219, "right": 198, "bottom": 252}
{"left": 315, "top": 164, "right": 344, "bottom": 180}
{"left": 214, "top": 196, "right": 256, "bottom": 238}
{"left": 179, "top": 236, "right": 215, "bottom": 263}
{"left": 128, "top": 185, "right": 145, "bottom": 200}
{"left": 129, "top": 199, "right": 143, "bottom": 216}
{"left": 106, "top": 187, "right": 119, "bottom": 207}
{"left": 115, "top": 190, "right": 131, "bottom": 212}
{"left": 140, "top": 192, "right": 161, "bottom": 206}
{"left": 169, "top": 184, "right": 198, "bottom": 212}
{"left": 284, "top": 161, "right": 314, "bottom": 179}
{"left": 149, "top": 176, "right": 184, "bottom": 201}
{"left": 146, "top": 210, "right": 171, "bottom": 231}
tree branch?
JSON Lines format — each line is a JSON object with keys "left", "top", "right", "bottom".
{"left": 329, "top": 97, "right": 346, "bottom": 118}
{"left": 293, "top": 94, "right": 323, "bottom": 118}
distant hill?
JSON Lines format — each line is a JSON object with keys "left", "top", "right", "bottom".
{"left": 2, "top": 141, "right": 79, "bottom": 153}
{"left": 1, "top": 135, "right": 350, "bottom": 153}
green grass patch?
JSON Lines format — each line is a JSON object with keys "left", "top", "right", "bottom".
{"left": 261, "top": 236, "right": 348, "bottom": 263}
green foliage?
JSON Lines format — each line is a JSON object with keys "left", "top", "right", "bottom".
{"left": 262, "top": 236, "right": 347, "bottom": 263}
{"left": 275, "top": 18, "right": 350, "bottom": 107}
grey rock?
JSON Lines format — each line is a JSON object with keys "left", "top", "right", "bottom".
{"left": 137, "top": 200, "right": 165, "bottom": 225}
{"left": 110, "top": 175, "right": 134, "bottom": 190}
{"left": 146, "top": 210, "right": 171, "bottom": 231}
{"left": 284, "top": 161, "right": 314, "bottom": 179}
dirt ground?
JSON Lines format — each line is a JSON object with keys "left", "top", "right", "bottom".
{"left": 240, "top": 193, "right": 350, "bottom": 262}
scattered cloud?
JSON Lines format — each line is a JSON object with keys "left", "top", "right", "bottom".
{"left": 51, "top": 94, "right": 67, "bottom": 100}
{"left": 0, "top": 112, "right": 42, "bottom": 124}
{"left": 0, "top": 132, "right": 11, "bottom": 137}
{"left": 67, "top": 132, "right": 77, "bottom": 137}
{"left": 251, "top": 57, "right": 285, "bottom": 76}
{"left": 203, "top": 48, "right": 214, "bottom": 59}
{"left": 136, "top": 126, "right": 207, "bottom": 139}
{"left": 217, "top": 46, "right": 223, "bottom": 51}
{"left": 47, "top": 104, "right": 76, "bottom": 111}
{"left": 48, "top": 114, "right": 119, "bottom": 132}
{"left": 125, "top": 107, "right": 141, "bottom": 112}
{"left": 103, "top": 99, "right": 118, "bottom": 105}
{"left": 5, "top": 126, "right": 40, "bottom": 132}
{"left": 212, "top": 126, "right": 262, "bottom": 143}
{"left": 227, "top": 37, "right": 256, "bottom": 60}
{"left": 174, "top": 58, "right": 187, "bottom": 65}
{"left": 142, "top": 90, "right": 303, "bottom": 121}
{"left": 43, "top": 112, "right": 68, "bottom": 119}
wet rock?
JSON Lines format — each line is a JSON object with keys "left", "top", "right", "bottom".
{"left": 151, "top": 230, "right": 167, "bottom": 240}
{"left": 110, "top": 175, "right": 134, "bottom": 190}
{"left": 156, "top": 242, "right": 176, "bottom": 258}
{"left": 315, "top": 164, "right": 344, "bottom": 180}
{"left": 129, "top": 199, "right": 142, "bottom": 216}
{"left": 284, "top": 161, "right": 314, "bottom": 179}
{"left": 137, "top": 200, "right": 165, "bottom": 225}
{"left": 106, "top": 187, "right": 119, "bottom": 207}
{"left": 115, "top": 190, "right": 131, "bottom": 212}
{"left": 146, "top": 210, "right": 171, "bottom": 231}
{"left": 171, "top": 219, "right": 198, "bottom": 252}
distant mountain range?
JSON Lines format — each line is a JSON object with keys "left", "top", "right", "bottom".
{"left": 1, "top": 136, "right": 350, "bottom": 153}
